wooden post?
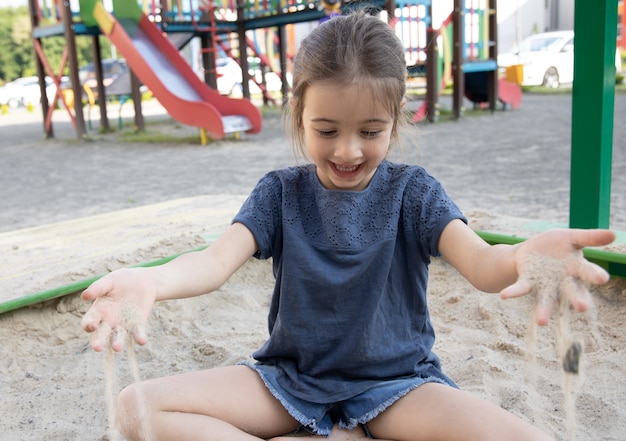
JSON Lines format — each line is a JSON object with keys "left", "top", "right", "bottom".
{"left": 91, "top": 35, "right": 110, "bottom": 131}
{"left": 425, "top": 2, "right": 438, "bottom": 122}
{"left": 28, "top": 0, "right": 54, "bottom": 138}
{"left": 278, "top": 25, "right": 289, "bottom": 108}
{"left": 452, "top": 0, "right": 463, "bottom": 119}
{"left": 201, "top": 33, "right": 218, "bottom": 89}
{"left": 62, "top": 0, "right": 87, "bottom": 138}
{"left": 130, "top": 72, "right": 144, "bottom": 131}
{"left": 487, "top": 0, "right": 497, "bottom": 112}
{"left": 237, "top": 0, "right": 251, "bottom": 99}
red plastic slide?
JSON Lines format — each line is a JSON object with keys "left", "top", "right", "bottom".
{"left": 92, "top": 3, "right": 261, "bottom": 139}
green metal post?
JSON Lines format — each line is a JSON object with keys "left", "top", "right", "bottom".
{"left": 569, "top": 0, "right": 618, "bottom": 228}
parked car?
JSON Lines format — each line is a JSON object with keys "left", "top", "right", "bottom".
{"left": 79, "top": 59, "right": 132, "bottom": 98}
{"left": 0, "top": 76, "right": 56, "bottom": 108}
{"left": 215, "top": 57, "right": 290, "bottom": 96}
{"left": 216, "top": 57, "right": 242, "bottom": 95}
{"left": 498, "top": 30, "right": 622, "bottom": 88}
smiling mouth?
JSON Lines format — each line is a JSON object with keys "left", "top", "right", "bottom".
{"left": 332, "top": 163, "right": 362, "bottom": 174}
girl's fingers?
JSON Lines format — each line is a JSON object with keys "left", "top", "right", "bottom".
{"left": 85, "top": 300, "right": 149, "bottom": 352}
{"left": 80, "top": 275, "right": 113, "bottom": 302}
{"left": 91, "top": 322, "right": 112, "bottom": 352}
{"left": 574, "top": 259, "right": 611, "bottom": 285}
{"left": 111, "top": 326, "right": 128, "bottom": 352}
{"left": 530, "top": 277, "right": 560, "bottom": 326}
{"left": 87, "top": 318, "right": 147, "bottom": 352}
{"left": 81, "top": 306, "right": 103, "bottom": 333}
{"left": 500, "top": 278, "right": 532, "bottom": 299}
{"left": 560, "top": 276, "right": 593, "bottom": 313}
{"left": 570, "top": 228, "right": 616, "bottom": 249}
{"left": 131, "top": 324, "right": 149, "bottom": 346}
{"left": 534, "top": 305, "right": 553, "bottom": 326}
{"left": 81, "top": 278, "right": 118, "bottom": 333}
{"left": 534, "top": 291, "right": 556, "bottom": 326}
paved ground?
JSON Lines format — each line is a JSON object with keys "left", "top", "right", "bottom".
{"left": 0, "top": 93, "right": 625, "bottom": 234}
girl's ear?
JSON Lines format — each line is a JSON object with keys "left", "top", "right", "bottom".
{"left": 289, "top": 97, "right": 296, "bottom": 111}
{"left": 400, "top": 97, "right": 407, "bottom": 111}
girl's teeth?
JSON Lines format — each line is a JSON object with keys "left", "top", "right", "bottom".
{"left": 336, "top": 165, "right": 358, "bottom": 172}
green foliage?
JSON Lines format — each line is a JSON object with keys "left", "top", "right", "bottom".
{"left": 0, "top": 5, "right": 113, "bottom": 83}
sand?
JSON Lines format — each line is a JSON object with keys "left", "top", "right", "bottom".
{"left": 2, "top": 233, "right": 625, "bottom": 440}
{"left": 1, "top": 95, "right": 625, "bottom": 440}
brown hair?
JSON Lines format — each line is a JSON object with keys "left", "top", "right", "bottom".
{"left": 287, "top": 11, "right": 407, "bottom": 158}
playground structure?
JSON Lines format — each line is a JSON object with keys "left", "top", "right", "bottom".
{"left": 29, "top": 0, "right": 318, "bottom": 140}
{"left": 28, "top": 0, "right": 515, "bottom": 138}
{"left": 30, "top": 0, "right": 402, "bottom": 141}
{"left": 84, "top": 0, "right": 262, "bottom": 139}
{"left": 396, "top": 0, "right": 520, "bottom": 122}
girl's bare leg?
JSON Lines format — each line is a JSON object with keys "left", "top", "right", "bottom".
{"left": 366, "top": 382, "right": 555, "bottom": 441}
{"left": 116, "top": 365, "right": 300, "bottom": 441}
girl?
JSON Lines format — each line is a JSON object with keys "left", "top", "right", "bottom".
{"left": 82, "top": 11, "right": 615, "bottom": 441}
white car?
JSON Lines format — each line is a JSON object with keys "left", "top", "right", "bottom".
{"left": 498, "top": 30, "right": 622, "bottom": 88}
{"left": 0, "top": 76, "right": 57, "bottom": 108}
{"left": 215, "top": 57, "right": 290, "bottom": 96}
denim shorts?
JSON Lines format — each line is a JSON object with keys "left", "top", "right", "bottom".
{"left": 240, "top": 361, "right": 454, "bottom": 437}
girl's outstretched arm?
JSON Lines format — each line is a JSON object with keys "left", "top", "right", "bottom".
{"left": 438, "top": 219, "right": 615, "bottom": 323}
{"left": 81, "top": 222, "right": 258, "bottom": 351}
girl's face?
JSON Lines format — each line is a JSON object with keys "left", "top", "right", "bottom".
{"left": 301, "top": 82, "right": 395, "bottom": 192}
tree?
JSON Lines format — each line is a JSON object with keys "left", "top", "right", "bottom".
{"left": 0, "top": 7, "right": 27, "bottom": 81}
{"left": 0, "top": 5, "right": 113, "bottom": 82}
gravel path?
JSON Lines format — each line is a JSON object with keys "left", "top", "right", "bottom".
{"left": 1, "top": 93, "right": 624, "bottom": 233}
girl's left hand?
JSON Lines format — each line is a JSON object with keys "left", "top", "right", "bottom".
{"left": 500, "top": 229, "right": 615, "bottom": 325}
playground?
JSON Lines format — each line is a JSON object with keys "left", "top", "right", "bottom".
{"left": 1, "top": 0, "right": 625, "bottom": 440}
{"left": 26, "top": 0, "right": 520, "bottom": 140}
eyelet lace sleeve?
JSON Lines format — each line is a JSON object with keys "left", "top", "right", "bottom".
{"left": 233, "top": 170, "right": 284, "bottom": 259}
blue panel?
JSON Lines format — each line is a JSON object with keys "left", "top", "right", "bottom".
{"left": 462, "top": 60, "right": 497, "bottom": 73}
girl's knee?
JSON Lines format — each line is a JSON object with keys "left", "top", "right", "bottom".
{"left": 115, "top": 383, "right": 150, "bottom": 439}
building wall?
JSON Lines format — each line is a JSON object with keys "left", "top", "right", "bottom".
{"left": 496, "top": 0, "right": 548, "bottom": 51}
{"left": 556, "top": 0, "right": 575, "bottom": 30}
{"left": 497, "top": 0, "right": 623, "bottom": 51}
{"left": 495, "top": 0, "right": 579, "bottom": 52}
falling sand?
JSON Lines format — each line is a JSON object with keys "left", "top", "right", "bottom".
{"left": 103, "top": 303, "right": 154, "bottom": 441}
{"left": 522, "top": 254, "right": 600, "bottom": 441}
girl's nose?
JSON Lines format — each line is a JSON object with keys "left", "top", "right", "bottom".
{"left": 333, "top": 135, "right": 363, "bottom": 162}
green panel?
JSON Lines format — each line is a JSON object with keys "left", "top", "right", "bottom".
{"left": 78, "top": 0, "right": 142, "bottom": 26}
{"left": 118, "top": 17, "right": 140, "bottom": 37}
{"left": 570, "top": 0, "right": 618, "bottom": 228}
{"left": 112, "top": 0, "right": 143, "bottom": 21}
{"left": 78, "top": 0, "right": 101, "bottom": 27}
{"left": 0, "top": 245, "right": 209, "bottom": 315}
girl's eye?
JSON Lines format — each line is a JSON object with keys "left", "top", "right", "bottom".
{"left": 362, "top": 130, "right": 381, "bottom": 138}
{"left": 317, "top": 130, "right": 336, "bottom": 138}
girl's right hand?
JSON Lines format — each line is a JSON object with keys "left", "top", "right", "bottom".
{"left": 80, "top": 268, "right": 156, "bottom": 352}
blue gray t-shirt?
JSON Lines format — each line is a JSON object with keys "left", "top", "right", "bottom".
{"left": 233, "top": 160, "right": 466, "bottom": 403}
